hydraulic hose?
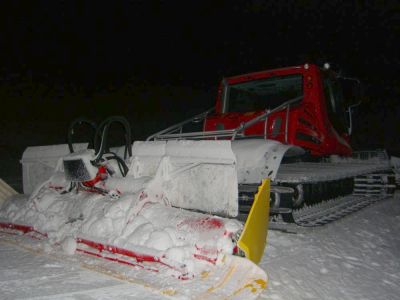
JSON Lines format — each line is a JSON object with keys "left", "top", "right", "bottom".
{"left": 67, "top": 117, "right": 97, "bottom": 153}
{"left": 92, "top": 116, "right": 132, "bottom": 176}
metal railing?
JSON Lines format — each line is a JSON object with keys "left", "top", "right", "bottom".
{"left": 147, "top": 96, "right": 303, "bottom": 142}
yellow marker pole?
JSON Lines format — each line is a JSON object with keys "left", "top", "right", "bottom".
{"left": 237, "top": 179, "right": 270, "bottom": 264}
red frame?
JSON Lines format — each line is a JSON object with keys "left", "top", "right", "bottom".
{"left": 205, "top": 64, "right": 352, "bottom": 157}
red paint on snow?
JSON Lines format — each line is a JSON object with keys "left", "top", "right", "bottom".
{"left": 0, "top": 222, "right": 47, "bottom": 237}
{"left": 77, "top": 238, "right": 162, "bottom": 263}
{"left": 177, "top": 216, "right": 223, "bottom": 230}
{"left": 0, "top": 221, "right": 215, "bottom": 280}
{"left": 193, "top": 253, "right": 217, "bottom": 264}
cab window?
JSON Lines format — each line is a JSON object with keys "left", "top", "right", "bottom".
{"left": 224, "top": 74, "right": 303, "bottom": 113}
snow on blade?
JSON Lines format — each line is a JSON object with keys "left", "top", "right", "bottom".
{"left": 130, "top": 140, "right": 239, "bottom": 217}
{"left": 0, "top": 191, "right": 242, "bottom": 276}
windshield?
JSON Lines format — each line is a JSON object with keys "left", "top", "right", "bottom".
{"left": 224, "top": 74, "right": 303, "bottom": 113}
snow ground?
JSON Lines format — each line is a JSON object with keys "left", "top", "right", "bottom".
{"left": 0, "top": 241, "right": 166, "bottom": 300}
{"left": 260, "top": 195, "right": 400, "bottom": 300}
{"left": 0, "top": 194, "right": 399, "bottom": 299}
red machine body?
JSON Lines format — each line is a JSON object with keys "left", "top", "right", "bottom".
{"left": 204, "top": 64, "right": 353, "bottom": 157}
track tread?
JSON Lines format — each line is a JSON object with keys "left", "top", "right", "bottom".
{"left": 290, "top": 194, "right": 389, "bottom": 227}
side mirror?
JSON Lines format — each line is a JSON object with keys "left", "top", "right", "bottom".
{"left": 339, "top": 77, "right": 363, "bottom": 107}
{"left": 346, "top": 101, "right": 361, "bottom": 136}
{"left": 338, "top": 77, "right": 363, "bottom": 136}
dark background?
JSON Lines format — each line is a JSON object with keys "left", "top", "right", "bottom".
{"left": 0, "top": 1, "right": 399, "bottom": 154}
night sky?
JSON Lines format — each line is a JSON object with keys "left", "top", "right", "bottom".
{"left": 0, "top": 1, "right": 399, "bottom": 151}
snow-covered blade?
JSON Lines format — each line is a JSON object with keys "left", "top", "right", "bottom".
{"left": 0, "top": 169, "right": 267, "bottom": 298}
{"left": 0, "top": 194, "right": 242, "bottom": 276}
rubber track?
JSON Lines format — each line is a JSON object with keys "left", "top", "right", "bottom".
{"left": 290, "top": 194, "right": 389, "bottom": 227}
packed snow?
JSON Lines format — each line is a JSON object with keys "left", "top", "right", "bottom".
{"left": 259, "top": 195, "right": 400, "bottom": 300}
{"left": 0, "top": 241, "right": 167, "bottom": 300}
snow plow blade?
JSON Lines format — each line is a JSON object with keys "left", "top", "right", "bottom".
{"left": 0, "top": 140, "right": 269, "bottom": 297}
{"left": 238, "top": 179, "right": 270, "bottom": 264}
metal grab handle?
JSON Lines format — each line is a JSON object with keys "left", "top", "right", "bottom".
{"left": 285, "top": 103, "right": 290, "bottom": 143}
{"left": 148, "top": 95, "right": 302, "bottom": 141}
{"left": 147, "top": 107, "right": 214, "bottom": 141}
{"left": 231, "top": 95, "right": 301, "bottom": 141}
